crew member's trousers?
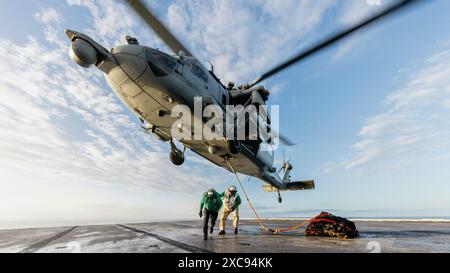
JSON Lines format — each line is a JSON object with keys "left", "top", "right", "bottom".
{"left": 203, "top": 209, "right": 218, "bottom": 236}
{"left": 219, "top": 207, "right": 239, "bottom": 230}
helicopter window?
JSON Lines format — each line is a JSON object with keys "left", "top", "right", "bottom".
{"left": 186, "top": 60, "right": 208, "bottom": 83}
{"left": 146, "top": 50, "right": 177, "bottom": 77}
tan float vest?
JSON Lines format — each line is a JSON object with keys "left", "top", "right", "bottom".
{"left": 224, "top": 191, "right": 238, "bottom": 210}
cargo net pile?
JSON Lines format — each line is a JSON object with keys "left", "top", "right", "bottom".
{"left": 305, "top": 212, "right": 359, "bottom": 239}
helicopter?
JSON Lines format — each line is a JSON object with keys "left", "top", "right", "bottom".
{"left": 66, "top": 0, "right": 422, "bottom": 202}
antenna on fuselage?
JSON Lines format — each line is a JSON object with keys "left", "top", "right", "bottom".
{"left": 207, "top": 61, "right": 214, "bottom": 72}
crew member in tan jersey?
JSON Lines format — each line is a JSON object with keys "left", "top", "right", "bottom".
{"left": 218, "top": 185, "right": 241, "bottom": 235}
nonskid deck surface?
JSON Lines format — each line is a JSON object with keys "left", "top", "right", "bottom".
{"left": 1, "top": 220, "right": 449, "bottom": 253}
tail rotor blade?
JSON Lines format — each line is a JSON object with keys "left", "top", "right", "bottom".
{"left": 279, "top": 133, "right": 296, "bottom": 146}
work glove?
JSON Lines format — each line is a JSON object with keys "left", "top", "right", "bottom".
{"left": 199, "top": 211, "right": 203, "bottom": 218}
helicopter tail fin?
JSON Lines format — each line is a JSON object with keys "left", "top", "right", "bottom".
{"left": 263, "top": 180, "right": 315, "bottom": 192}
{"left": 284, "top": 180, "right": 315, "bottom": 191}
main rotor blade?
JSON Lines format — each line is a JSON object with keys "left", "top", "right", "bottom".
{"left": 249, "top": 0, "right": 422, "bottom": 87}
{"left": 126, "top": 0, "right": 192, "bottom": 56}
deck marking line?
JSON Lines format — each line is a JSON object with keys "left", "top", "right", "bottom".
{"left": 117, "top": 224, "right": 213, "bottom": 253}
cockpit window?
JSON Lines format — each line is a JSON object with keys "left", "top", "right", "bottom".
{"left": 146, "top": 49, "right": 177, "bottom": 77}
{"left": 186, "top": 60, "right": 208, "bottom": 83}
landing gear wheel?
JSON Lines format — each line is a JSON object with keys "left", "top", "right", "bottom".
{"left": 169, "top": 150, "right": 184, "bottom": 165}
{"left": 169, "top": 139, "right": 185, "bottom": 166}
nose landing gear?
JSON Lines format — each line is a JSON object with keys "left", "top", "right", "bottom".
{"left": 169, "top": 139, "right": 185, "bottom": 166}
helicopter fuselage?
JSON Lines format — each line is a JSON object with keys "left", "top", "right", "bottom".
{"left": 66, "top": 29, "right": 314, "bottom": 193}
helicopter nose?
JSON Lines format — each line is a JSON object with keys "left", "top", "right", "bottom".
{"left": 112, "top": 44, "right": 147, "bottom": 80}
{"left": 107, "top": 44, "right": 163, "bottom": 103}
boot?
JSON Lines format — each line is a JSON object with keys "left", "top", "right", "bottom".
{"left": 203, "top": 234, "right": 208, "bottom": 240}
{"left": 234, "top": 228, "right": 238, "bottom": 234}
{"left": 210, "top": 225, "right": 214, "bottom": 234}
{"left": 218, "top": 230, "right": 225, "bottom": 235}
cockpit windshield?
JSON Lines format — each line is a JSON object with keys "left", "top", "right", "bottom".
{"left": 185, "top": 60, "right": 208, "bottom": 83}
{"left": 145, "top": 49, "right": 177, "bottom": 77}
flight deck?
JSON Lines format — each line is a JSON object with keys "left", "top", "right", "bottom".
{"left": 1, "top": 220, "right": 449, "bottom": 253}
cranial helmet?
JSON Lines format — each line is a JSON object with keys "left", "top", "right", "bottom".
{"left": 229, "top": 186, "right": 237, "bottom": 192}
{"left": 207, "top": 188, "right": 215, "bottom": 197}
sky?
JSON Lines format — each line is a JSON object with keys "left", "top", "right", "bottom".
{"left": 1, "top": 0, "right": 450, "bottom": 228}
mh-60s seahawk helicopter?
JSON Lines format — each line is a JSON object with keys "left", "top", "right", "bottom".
{"left": 66, "top": 0, "right": 421, "bottom": 202}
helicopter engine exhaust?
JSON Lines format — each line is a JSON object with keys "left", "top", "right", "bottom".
{"left": 69, "top": 39, "right": 98, "bottom": 68}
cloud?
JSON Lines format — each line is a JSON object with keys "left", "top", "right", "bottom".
{"left": 367, "top": 0, "right": 382, "bottom": 7}
{"left": 331, "top": 39, "right": 356, "bottom": 63}
{"left": 331, "top": 0, "right": 388, "bottom": 62}
{"left": 339, "top": 0, "right": 387, "bottom": 26}
{"left": 163, "top": 0, "right": 335, "bottom": 84}
{"left": 342, "top": 47, "right": 450, "bottom": 172}
{"left": 34, "top": 8, "right": 62, "bottom": 24}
